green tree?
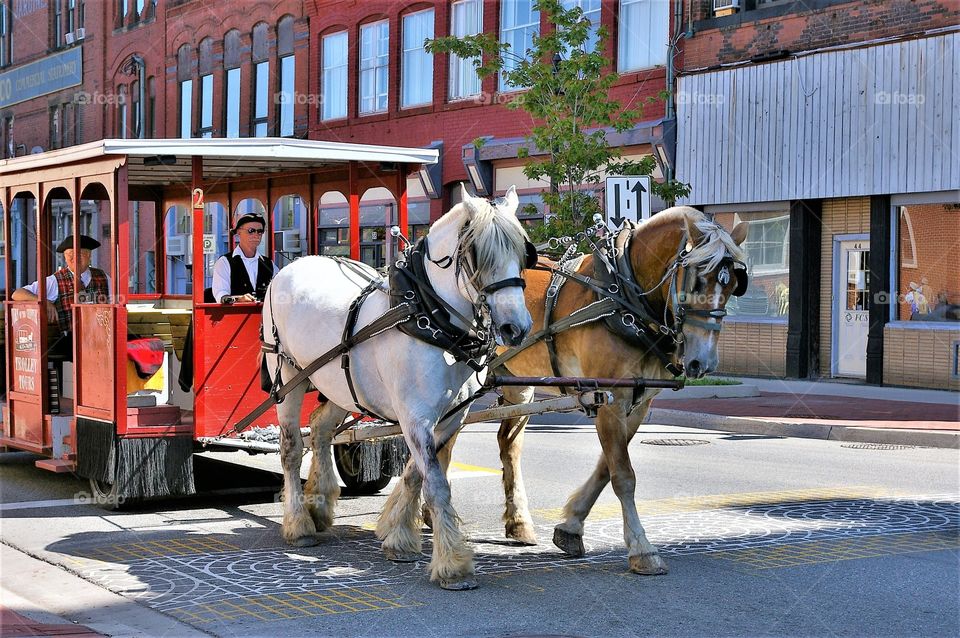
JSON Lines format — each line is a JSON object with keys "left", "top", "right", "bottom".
{"left": 427, "top": 0, "right": 690, "bottom": 249}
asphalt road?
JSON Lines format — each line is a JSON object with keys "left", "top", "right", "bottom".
{"left": 1, "top": 421, "right": 958, "bottom": 637}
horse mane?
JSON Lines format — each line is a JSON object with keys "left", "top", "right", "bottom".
{"left": 644, "top": 206, "right": 745, "bottom": 274}
{"left": 453, "top": 197, "right": 529, "bottom": 285}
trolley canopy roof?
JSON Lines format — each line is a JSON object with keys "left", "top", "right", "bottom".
{"left": 0, "top": 138, "right": 439, "bottom": 186}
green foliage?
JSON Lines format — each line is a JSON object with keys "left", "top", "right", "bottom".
{"left": 426, "top": 0, "right": 690, "bottom": 250}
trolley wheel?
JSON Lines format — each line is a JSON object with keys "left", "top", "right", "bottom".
{"left": 88, "top": 478, "right": 123, "bottom": 511}
{"left": 333, "top": 443, "right": 393, "bottom": 495}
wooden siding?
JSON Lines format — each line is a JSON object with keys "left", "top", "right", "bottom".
{"left": 883, "top": 326, "right": 960, "bottom": 390}
{"left": 717, "top": 321, "right": 788, "bottom": 377}
{"left": 677, "top": 33, "right": 959, "bottom": 205}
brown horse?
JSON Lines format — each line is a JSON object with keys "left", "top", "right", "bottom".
{"left": 476, "top": 206, "right": 748, "bottom": 575}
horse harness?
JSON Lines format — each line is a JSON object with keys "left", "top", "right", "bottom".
{"left": 247, "top": 233, "right": 536, "bottom": 432}
{"left": 490, "top": 223, "right": 748, "bottom": 384}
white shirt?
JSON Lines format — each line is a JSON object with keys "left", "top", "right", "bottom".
{"left": 23, "top": 269, "right": 110, "bottom": 302}
{"left": 211, "top": 246, "right": 279, "bottom": 303}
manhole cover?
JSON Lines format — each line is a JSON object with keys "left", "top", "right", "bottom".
{"left": 840, "top": 443, "right": 917, "bottom": 450}
{"left": 641, "top": 438, "right": 711, "bottom": 446}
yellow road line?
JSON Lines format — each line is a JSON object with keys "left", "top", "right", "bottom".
{"left": 450, "top": 461, "right": 501, "bottom": 475}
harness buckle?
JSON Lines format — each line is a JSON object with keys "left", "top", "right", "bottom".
{"left": 621, "top": 313, "right": 636, "bottom": 327}
{"left": 608, "top": 284, "right": 620, "bottom": 294}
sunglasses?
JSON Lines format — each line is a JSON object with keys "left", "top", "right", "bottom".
{"left": 242, "top": 227, "right": 265, "bottom": 235}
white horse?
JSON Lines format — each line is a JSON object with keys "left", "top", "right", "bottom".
{"left": 262, "top": 186, "right": 533, "bottom": 590}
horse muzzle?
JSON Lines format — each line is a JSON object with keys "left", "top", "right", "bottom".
{"left": 497, "top": 321, "right": 529, "bottom": 347}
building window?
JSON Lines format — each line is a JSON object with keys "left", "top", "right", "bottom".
{"left": 359, "top": 20, "right": 389, "bottom": 115}
{"left": 894, "top": 204, "right": 959, "bottom": 323}
{"left": 402, "top": 9, "right": 434, "bottom": 108}
{"left": 0, "top": 0, "right": 11, "bottom": 68}
{"left": 714, "top": 210, "right": 790, "bottom": 319}
{"left": 53, "top": 0, "right": 62, "bottom": 48}
{"left": 449, "top": 0, "right": 482, "bottom": 100}
{"left": 199, "top": 74, "right": 213, "bottom": 137}
{"left": 130, "top": 79, "right": 141, "bottom": 138}
{"left": 500, "top": 0, "right": 539, "bottom": 91}
{"left": 279, "top": 55, "right": 295, "bottom": 136}
{"left": 50, "top": 105, "right": 61, "bottom": 149}
{"left": 253, "top": 61, "right": 269, "bottom": 136}
{"left": 277, "top": 16, "right": 295, "bottom": 137}
{"left": 146, "top": 76, "right": 155, "bottom": 138}
{"left": 179, "top": 79, "right": 193, "bottom": 138}
{"left": 118, "top": 0, "right": 127, "bottom": 23}
{"left": 1, "top": 116, "right": 13, "bottom": 158}
{"left": 322, "top": 31, "right": 348, "bottom": 120}
{"left": 66, "top": 0, "right": 75, "bottom": 36}
{"left": 63, "top": 102, "right": 75, "bottom": 146}
{"left": 135, "top": 0, "right": 144, "bottom": 18}
{"left": 225, "top": 67, "right": 241, "bottom": 137}
{"left": 561, "top": 0, "right": 600, "bottom": 53}
{"left": 117, "top": 85, "right": 128, "bottom": 138}
{"left": 618, "top": 0, "right": 669, "bottom": 72}
{"left": 79, "top": 0, "right": 84, "bottom": 27}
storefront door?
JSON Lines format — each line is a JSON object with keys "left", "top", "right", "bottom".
{"left": 834, "top": 237, "right": 870, "bottom": 378}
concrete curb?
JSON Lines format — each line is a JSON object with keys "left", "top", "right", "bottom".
{"left": 0, "top": 542, "right": 210, "bottom": 637}
{"left": 647, "top": 408, "right": 960, "bottom": 449}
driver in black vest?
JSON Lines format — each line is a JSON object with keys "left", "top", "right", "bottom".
{"left": 211, "top": 210, "right": 278, "bottom": 304}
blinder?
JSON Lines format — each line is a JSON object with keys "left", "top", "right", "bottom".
{"left": 732, "top": 263, "right": 749, "bottom": 297}
{"left": 524, "top": 240, "right": 539, "bottom": 270}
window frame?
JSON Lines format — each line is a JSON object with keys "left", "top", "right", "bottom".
{"left": 449, "top": 0, "right": 482, "bottom": 101}
{"left": 199, "top": 73, "right": 214, "bottom": 137}
{"left": 358, "top": 19, "right": 389, "bottom": 115}
{"left": 321, "top": 30, "right": 349, "bottom": 121}
{"left": 887, "top": 197, "right": 960, "bottom": 328}
{"left": 617, "top": 0, "right": 669, "bottom": 73}
{"left": 252, "top": 60, "right": 270, "bottom": 136}
{"left": 401, "top": 8, "right": 434, "bottom": 109}
{"left": 179, "top": 79, "right": 193, "bottom": 139}
{"left": 224, "top": 67, "right": 241, "bottom": 138}
{"left": 0, "top": 0, "right": 11, "bottom": 68}
{"left": 499, "top": 0, "right": 540, "bottom": 92}
{"left": 278, "top": 54, "right": 295, "bottom": 136}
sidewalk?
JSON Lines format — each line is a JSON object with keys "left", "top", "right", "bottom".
{"left": 0, "top": 544, "right": 208, "bottom": 638}
{"left": 650, "top": 377, "right": 960, "bottom": 448}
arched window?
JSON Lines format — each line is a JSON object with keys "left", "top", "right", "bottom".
{"left": 277, "top": 15, "right": 295, "bottom": 136}
{"left": 117, "top": 85, "right": 128, "bottom": 138}
{"left": 198, "top": 37, "right": 214, "bottom": 137}
{"left": 251, "top": 22, "right": 270, "bottom": 136}
{"left": 177, "top": 44, "right": 193, "bottom": 138}
{"left": 224, "top": 30, "right": 242, "bottom": 138}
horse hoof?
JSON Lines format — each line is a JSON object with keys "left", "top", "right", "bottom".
{"left": 440, "top": 578, "right": 479, "bottom": 591}
{"left": 629, "top": 552, "right": 668, "bottom": 575}
{"left": 290, "top": 535, "right": 321, "bottom": 548}
{"left": 505, "top": 523, "right": 538, "bottom": 546}
{"left": 383, "top": 548, "right": 421, "bottom": 563}
{"left": 552, "top": 527, "right": 585, "bottom": 557}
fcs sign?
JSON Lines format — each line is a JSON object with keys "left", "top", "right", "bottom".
{"left": 604, "top": 176, "right": 651, "bottom": 232}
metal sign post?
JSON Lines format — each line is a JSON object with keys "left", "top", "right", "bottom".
{"left": 604, "top": 175, "right": 651, "bottom": 232}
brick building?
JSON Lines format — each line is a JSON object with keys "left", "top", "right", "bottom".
{"left": 676, "top": 0, "right": 960, "bottom": 389}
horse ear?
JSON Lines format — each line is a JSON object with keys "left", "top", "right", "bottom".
{"left": 731, "top": 221, "right": 749, "bottom": 246}
{"left": 502, "top": 185, "right": 519, "bottom": 214}
{"left": 460, "top": 184, "right": 478, "bottom": 218}
{"left": 683, "top": 213, "right": 703, "bottom": 246}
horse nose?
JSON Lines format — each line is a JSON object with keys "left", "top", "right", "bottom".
{"left": 687, "top": 359, "right": 703, "bottom": 378}
{"left": 499, "top": 322, "right": 526, "bottom": 346}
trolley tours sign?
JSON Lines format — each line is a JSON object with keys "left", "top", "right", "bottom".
{"left": 11, "top": 306, "right": 41, "bottom": 393}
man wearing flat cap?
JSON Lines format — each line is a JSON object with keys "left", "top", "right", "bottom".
{"left": 12, "top": 234, "right": 111, "bottom": 337}
{"left": 211, "top": 210, "right": 278, "bottom": 304}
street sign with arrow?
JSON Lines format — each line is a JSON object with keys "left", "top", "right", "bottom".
{"left": 604, "top": 175, "right": 651, "bottom": 232}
